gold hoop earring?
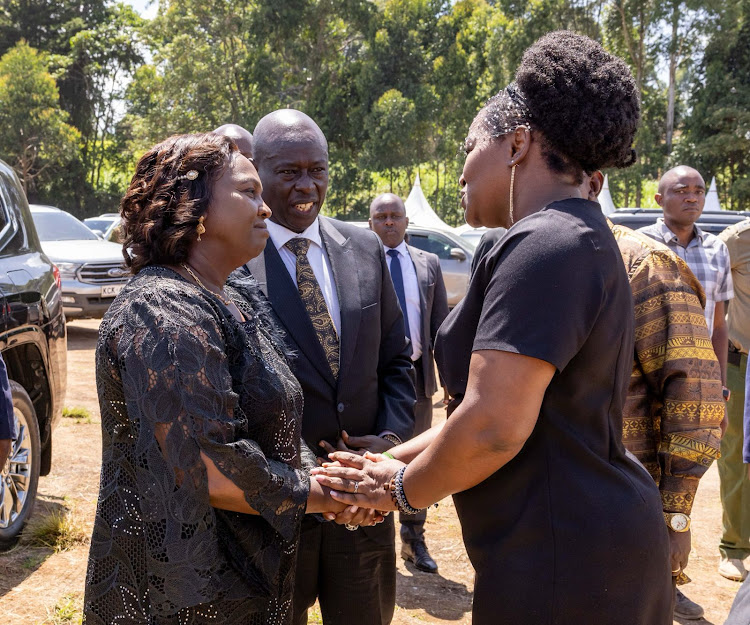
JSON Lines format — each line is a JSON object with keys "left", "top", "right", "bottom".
{"left": 196, "top": 215, "right": 206, "bottom": 241}
{"left": 509, "top": 164, "right": 517, "bottom": 226}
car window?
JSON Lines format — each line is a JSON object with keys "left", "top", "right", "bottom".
{"left": 0, "top": 181, "right": 29, "bottom": 256}
{"left": 32, "top": 211, "right": 99, "bottom": 241}
{"left": 83, "top": 218, "right": 112, "bottom": 232}
{"left": 408, "top": 232, "right": 455, "bottom": 259}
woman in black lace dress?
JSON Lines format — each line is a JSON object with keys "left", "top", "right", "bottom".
{"left": 83, "top": 133, "right": 352, "bottom": 624}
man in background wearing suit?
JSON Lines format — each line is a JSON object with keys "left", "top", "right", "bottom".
{"left": 245, "top": 109, "right": 415, "bottom": 625}
{"left": 369, "top": 193, "right": 449, "bottom": 574}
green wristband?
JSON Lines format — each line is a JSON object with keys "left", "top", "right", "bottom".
{"left": 382, "top": 452, "right": 395, "bottom": 460}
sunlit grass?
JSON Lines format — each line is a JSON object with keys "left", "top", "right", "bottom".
{"left": 24, "top": 509, "right": 89, "bottom": 552}
{"left": 62, "top": 406, "right": 92, "bottom": 424}
{"left": 43, "top": 592, "right": 83, "bottom": 624}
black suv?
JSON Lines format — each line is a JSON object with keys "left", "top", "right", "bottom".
{"left": 0, "top": 159, "right": 67, "bottom": 547}
{"left": 608, "top": 208, "right": 750, "bottom": 235}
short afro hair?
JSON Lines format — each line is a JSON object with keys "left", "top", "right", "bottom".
{"left": 483, "top": 31, "right": 640, "bottom": 179}
{"left": 120, "top": 133, "right": 237, "bottom": 274}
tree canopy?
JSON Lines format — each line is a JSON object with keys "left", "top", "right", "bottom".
{"left": 0, "top": 0, "right": 748, "bottom": 217}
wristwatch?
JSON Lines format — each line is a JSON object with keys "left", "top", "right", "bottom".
{"left": 722, "top": 386, "right": 731, "bottom": 402}
{"left": 664, "top": 512, "right": 691, "bottom": 532}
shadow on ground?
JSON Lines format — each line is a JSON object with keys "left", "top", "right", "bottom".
{"left": 396, "top": 566, "right": 472, "bottom": 620}
{"left": 0, "top": 496, "right": 68, "bottom": 600}
{"left": 66, "top": 323, "right": 100, "bottom": 351}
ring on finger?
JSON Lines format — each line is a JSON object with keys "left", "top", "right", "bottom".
{"left": 353, "top": 481, "right": 359, "bottom": 494}
{"left": 344, "top": 523, "right": 358, "bottom": 531}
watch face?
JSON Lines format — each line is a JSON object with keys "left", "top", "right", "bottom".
{"left": 670, "top": 514, "right": 689, "bottom": 532}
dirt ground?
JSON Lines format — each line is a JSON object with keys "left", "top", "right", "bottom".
{"left": 0, "top": 318, "right": 743, "bottom": 624}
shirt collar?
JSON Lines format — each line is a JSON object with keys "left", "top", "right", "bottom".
{"left": 266, "top": 218, "right": 322, "bottom": 251}
{"left": 384, "top": 240, "right": 409, "bottom": 257}
{"left": 655, "top": 217, "right": 705, "bottom": 245}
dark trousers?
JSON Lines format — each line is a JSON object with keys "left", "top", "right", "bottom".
{"left": 292, "top": 515, "right": 396, "bottom": 625}
{"left": 400, "top": 358, "right": 433, "bottom": 544}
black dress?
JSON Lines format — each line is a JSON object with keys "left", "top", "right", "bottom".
{"left": 84, "top": 267, "right": 312, "bottom": 625}
{"left": 435, "top": 199, "right": 672, "bottom": 624}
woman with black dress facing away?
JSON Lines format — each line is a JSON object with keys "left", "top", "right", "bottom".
{"left": 313, "top": 31, "right": 672, "bottom": 624}
{"left": 82, "top": 133, "right": 369, "bottom": 625}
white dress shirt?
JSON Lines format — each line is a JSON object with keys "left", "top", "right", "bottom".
{"left": 266, "top": 218, "right": 342, "bottom": 335}
{"left": 384, "top": 241, "right": 422, "bottom": 360}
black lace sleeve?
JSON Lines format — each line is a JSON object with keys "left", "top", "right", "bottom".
{"left": 117, "top": 292, "right": 308, "bottom": 544}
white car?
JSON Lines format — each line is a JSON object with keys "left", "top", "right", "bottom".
{"left": 30, "top": 205, "right": 129, "bottom": 319}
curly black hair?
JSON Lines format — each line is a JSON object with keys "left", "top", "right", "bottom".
{"left": 481, "top": 31, "right": 640, "bottom": 181}
{"left": 120, "top": 133, "right": 237, "bottom": 273}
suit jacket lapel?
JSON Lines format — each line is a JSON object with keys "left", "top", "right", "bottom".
{"left": 247, "top": 239, "right": 337, "bottom": 388}
{"left": 408, "top": 245, "right": 429, "bottom": 347}
{"left": 320, "top": 218, "right": 361, "bottom": 380}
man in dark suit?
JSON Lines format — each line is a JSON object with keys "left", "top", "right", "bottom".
{"left": 245, "top": 109, "right": 416, "bottom": 625}
{"left": 368, "top": 192, "right": 449, "bottom": 573}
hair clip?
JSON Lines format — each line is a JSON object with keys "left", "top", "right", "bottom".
{"left": 177, "top": 169, "right": 199, "bottom": 181}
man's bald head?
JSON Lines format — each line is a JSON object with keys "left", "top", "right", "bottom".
{"left": 213, "top": 123, "right": 254, "bottom": 160}
{"left": 656, "top": 165, "right": 706, "bottom": 229}
{"left": 369, "top": 193, "right": 405, "bottom": 217}
{"left": 657, "top": 166, "right": 704, "bottom": 196}
{"left": 369, "top": 193, "right": 408, "bottom": 249}
{"left": 252, "top": 109, "right": 328, "bottom": 165}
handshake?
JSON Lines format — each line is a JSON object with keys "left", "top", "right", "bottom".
{"left": 308, "top": 451, "right": 409, "bottom": 530}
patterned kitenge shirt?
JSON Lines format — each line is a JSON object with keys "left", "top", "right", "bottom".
{"left": 612, "top": 222, "right": 724, "bottom": 516}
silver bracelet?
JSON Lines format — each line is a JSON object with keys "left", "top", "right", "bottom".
{"left": 394, "top": 466, "right": 423, "bottom": 515}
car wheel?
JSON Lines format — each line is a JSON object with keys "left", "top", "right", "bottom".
{"left": 0, "top": 382, "right": 41, "bottom": 549}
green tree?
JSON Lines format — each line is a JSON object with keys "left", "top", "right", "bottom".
{"left": 69, "top": 3, "right": 143, "bottom": 190}
{"left": 678, "top": 0, "right": 750, "bottom": 209}
{"left": 0, "top": 41, "right": 80, "bottom": 200}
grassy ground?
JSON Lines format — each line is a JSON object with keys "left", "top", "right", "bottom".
{"left": 0, "top": 319, "right": 741, "bottom": 624}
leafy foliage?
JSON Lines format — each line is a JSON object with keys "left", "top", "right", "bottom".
{"left": 0, "top": 0, "right": 748, "bottom": 215}
{"left": 0, "top": 41, "right": 79, "bottom": 200}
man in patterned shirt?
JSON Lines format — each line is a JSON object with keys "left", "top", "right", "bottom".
{"left": 587, "top": 172, "right": 725, "bottom": 620}
{"left": 638, "top": 166, "right": 733, "bottom": 390}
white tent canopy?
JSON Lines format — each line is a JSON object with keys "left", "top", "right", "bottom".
{"left": 705, "top": 177, "right": 722, "bottom": 211}
{"left": 405, "top": 174, "right": 456, "bottom": 231}
{"left": 598, "top": 175, "right": 617, "bottom": 216}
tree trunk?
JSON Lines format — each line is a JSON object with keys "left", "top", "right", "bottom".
{"left": 666, "top": 2, "right": 679, "bottom": 154}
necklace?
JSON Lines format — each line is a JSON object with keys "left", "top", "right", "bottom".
{"left": 181, "top": 263, "right": 233, "bottom": 307}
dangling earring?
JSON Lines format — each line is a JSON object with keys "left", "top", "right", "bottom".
{"left": 509, "top": 164, "right": 517, "bottom": 226}
{"left": 196, "top": 215, "right": 206, "bottom": 241}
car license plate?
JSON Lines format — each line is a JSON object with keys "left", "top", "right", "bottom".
{"left": 101, "top": 284, "right": 124, "bottom": 298}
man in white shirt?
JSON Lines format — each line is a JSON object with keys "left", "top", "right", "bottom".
{"left": 369, "top": 193, "right": 449, "bottom": 574}
{"left": 244, "top": 109, "right": 415, "bottom": 625}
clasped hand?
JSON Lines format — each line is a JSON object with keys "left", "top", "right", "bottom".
{"left": 312, "top": 451, "right": 405, "bottom": 514}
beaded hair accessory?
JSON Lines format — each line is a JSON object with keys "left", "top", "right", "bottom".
{"left": 481, "top": 82, "right": 532, "bottom": 138}
{"left": 176, "top": 169, "right": 199, "bottom": 182}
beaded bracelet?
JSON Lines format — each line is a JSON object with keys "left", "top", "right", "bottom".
{"left": 387, "top": 466, "right": 423, "bottom": 515}
{"left": 380, "top": 433, "right": 402, "bottom": 447}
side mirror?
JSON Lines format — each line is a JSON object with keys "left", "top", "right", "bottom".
{"left": 449, "top": 247, "right": 467, "bottom": 262}
{"left": 91, "top": 229, "right": 104, "bottom": 238}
